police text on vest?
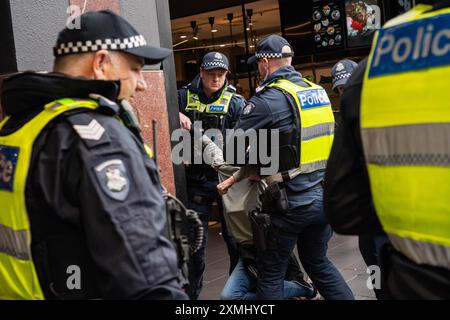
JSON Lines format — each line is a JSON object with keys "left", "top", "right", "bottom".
{"left": 370, "top": 13, "right": 450, "bottom": 77}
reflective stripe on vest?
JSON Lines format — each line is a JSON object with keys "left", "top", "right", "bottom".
{"left": 361, "top": 4, "right": 450, "bottom": 269}
{"left": 268, "top": 79, "right": 335, "bottom": 173}
{"left": 0, "top": 98, "right": 99, "bottom": 299}
{"left": 185, "top": 87, "right": 233, "bottom": 114}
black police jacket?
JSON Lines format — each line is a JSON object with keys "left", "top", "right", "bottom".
{"left": 0, "top": 72, "right": 187, "bottom": 300}
{"left": 322, "top": 58, "right": 383, "bottom": 235}
{"left": 324, "top": 1, "right": 450, "bottom": 298}
{"left": 178, "top": 74, "right": 246, "bottom": 186}
{"left": 234, "top": 66, "right": 325, "bottom": 206}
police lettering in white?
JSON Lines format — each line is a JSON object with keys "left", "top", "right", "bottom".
{"left": 373, "top": 23, "right": 450, "bottom": 67}
{"left": 299, "top": 89, "right": 330, "bottom": 107}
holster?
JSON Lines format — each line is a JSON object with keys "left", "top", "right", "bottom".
{"left": 249, "top": 209, "right": 271, "bottom": 252}
{"left": 260, "top": 183, "right": 289, "bottom": 215}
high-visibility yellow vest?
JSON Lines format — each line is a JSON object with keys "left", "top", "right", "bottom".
{"left": 268, "top": 79, "right": 335, "bottom": 173}
{"left": 144, "top": 144, "right": 154, "bottom": 158}
{"left": 0, "top": 98, "right": 100, "bottom": 299}
{"left": 185, "top": 86, "right": 234, "bottom": 114}
{"left": 361, "top": 4, "right": 450, "bottom": 269}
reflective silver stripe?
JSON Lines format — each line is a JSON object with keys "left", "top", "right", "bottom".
{"left": 0, "top": 223, "right": 31, "bottom": 260}
{"left": 362, "top": 123, "right": 450, "bottom": 166}
{"left": 300, "top": 160, "right": 327, "bottom": 173}
{"left": 388, "top": 233, "right": 450, "bottom": 270}
{"left": 302, "top": 122, "right": 335, "bottom": 141}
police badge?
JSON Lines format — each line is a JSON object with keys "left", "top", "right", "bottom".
{"left": 94, "top": 159, "right": 130, "bottom": 201}
{"left": 242, "top": 103, "right": 255, "bottom": 116}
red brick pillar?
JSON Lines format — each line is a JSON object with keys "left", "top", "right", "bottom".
{"left": 133, "top": 71, "right": 176, "bottom": 195}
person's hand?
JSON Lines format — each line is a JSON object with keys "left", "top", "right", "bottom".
{"left": 179, "top": 112, "right": 192, "bottom": 130}
{"left": 217, "top": 176, "right": 236, "bottom": 195}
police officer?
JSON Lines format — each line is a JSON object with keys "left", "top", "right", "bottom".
{"left": 178, "top": 52, "right": 245, "bottom": 299}
{"left": 0, "top": 10, "right": 187, "bottom": 300}
{"left": 331, "top": 59, "right": 358, "bottom": 127}
{"left": 330, "top": 58, "right": 389, "bottom": 300}
{"left": 232, "top": 34, "right": 353, "bottom": 300}
{"left": 324, "top": 0, "right": 450, "bottom": 299}
{"left": 331, "top": 59, "right": 358, "bottom": 97}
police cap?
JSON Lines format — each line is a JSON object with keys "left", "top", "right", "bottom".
{"left": 247, "top": 34, "right": 294, "bottom": 64}
{"left": 53, "top": 10, "right": 171, "bottom": 65}
{"left": 331, "top": 59, "right": 358, "bottom": 91}
{"left": 201, "top": 52, "right": 229, "bottom": 71}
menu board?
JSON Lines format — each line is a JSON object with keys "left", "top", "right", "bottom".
{"left": 312, "top": 0, "right": 344, "bottom": 51}
{"left": 345, "top": 0, "right": 382, "bottom": 47}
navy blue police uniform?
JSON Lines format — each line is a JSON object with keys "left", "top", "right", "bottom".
{"left": 0, "top": 11, "right": 187, "bottom": 300}
{"left": 233, "top": 35, "right": 354, "bottom": 300}
{"left": 330, "top": 58, "right": 389, "bottom": 300}
{"left": 178, "top": 52, "right": 246, "bottom": 299}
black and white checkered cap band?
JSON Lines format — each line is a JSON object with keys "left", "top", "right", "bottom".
{"left": 202, "top": 61, "right": 228, "bottom": 69}
{"left": 255, "top": 52, "right": 293, "bottom": 59}
{"left": 54, "top": 35, "right": 147, "bottom": 56}
{"left": 334, "top": 73, "right": 351, "bottom": 80}
{"left": 255, "top": 52, "right": 283, "bottom": 59}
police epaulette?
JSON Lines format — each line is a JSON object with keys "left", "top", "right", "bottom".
{"left": 255, "top": 84, "right": 270, "bottom": 95}
{"left": 65, "top": 112, "right": 111, "bottom": 149}
{"left": 226, "top": 84, "right": 236, "bottom": 93}
{"left": 89, "top": 94, "right": 120, "bottom": 116}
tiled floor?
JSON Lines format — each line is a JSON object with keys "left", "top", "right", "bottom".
{"left": 199, "top": 223, "right": 376, "bottom": 300}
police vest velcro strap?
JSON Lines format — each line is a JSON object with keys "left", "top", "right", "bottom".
{"left": 0, "top": 223, "right": 31, "bottom": 261}
{"left": 361, "top": 4, "right": 450, "bottom": 270}
{"left": 0, "top": 97, "right": 100, "bottom": 300}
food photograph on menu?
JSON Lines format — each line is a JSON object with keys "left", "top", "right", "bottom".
{"left": 312, "top": 0, "right": 344, "bottom": 51}
{"left": 345, "top": 0, "right": 382, "bottom": 47}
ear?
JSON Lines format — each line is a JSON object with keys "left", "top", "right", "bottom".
{"left": 92, "top": 50, "right": 111, "bottom": 80}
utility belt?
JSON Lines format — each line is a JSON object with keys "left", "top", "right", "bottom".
{"left": 189, "top": 193, "right": 216, "bottom": 206}
{"left": 249, "top": 182, "right": 289, "bottom": 252}
{"left": 250, "top": 170, "right": 324, "bottom": 252}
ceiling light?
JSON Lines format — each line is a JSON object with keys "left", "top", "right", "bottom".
{"left": 211, "top": 29, "right": 218, "bottom": 33}
{"left": 180, "top": 35, "right": 187, "bottom": 39}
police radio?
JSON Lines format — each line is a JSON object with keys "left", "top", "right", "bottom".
{"left": 163, "top": 189, "right": 204, "bottom": 288}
